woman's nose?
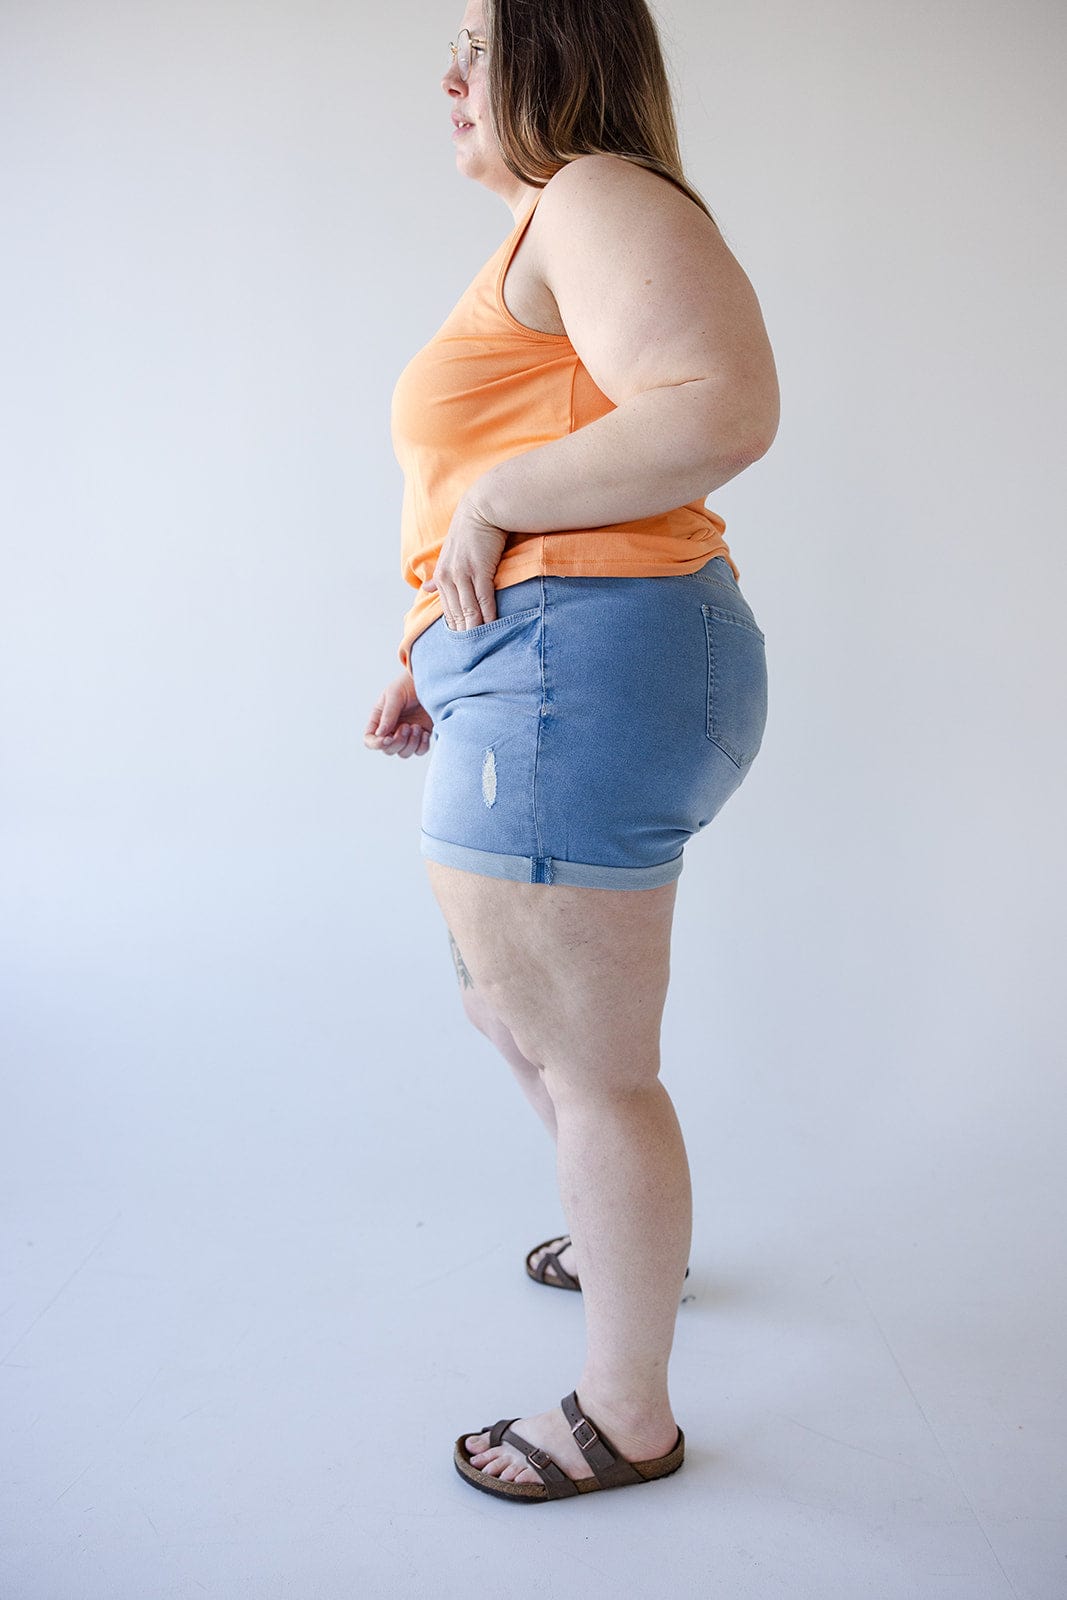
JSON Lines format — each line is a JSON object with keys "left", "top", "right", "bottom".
{"left": 442, "top": 61, "right": 467, "bottom": 95}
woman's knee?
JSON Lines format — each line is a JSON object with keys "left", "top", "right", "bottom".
{"left": 427, "top": 864, "right": 675, "bottom": 1085}
{"left": 459, "top": 982, "right": 497, "bottom": 1038}
{"left": 460, "top": 984, "right": 545, "bottom": 1075}
{"left": 458, "top": 959, "right": 661, "bottom": 1097}
{"left": 539, "top": 1044, "right": 664, "bottom": 1106}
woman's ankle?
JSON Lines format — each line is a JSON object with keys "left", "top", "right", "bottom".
{"left": 573, "top": 1378, "right": 676, "bottom": 1448}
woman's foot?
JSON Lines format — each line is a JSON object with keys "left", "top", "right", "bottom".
{"left": 464, "top": 1397, "right": 679, "bottom": 1488}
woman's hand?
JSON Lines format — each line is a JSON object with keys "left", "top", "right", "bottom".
{"left": 421, "top": 491, "right": 509, "bottom": 629}
{"left": 364, "top": 671, "right": 434, "bottom": 758}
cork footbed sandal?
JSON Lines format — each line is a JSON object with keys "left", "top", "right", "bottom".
{"left": 453, "top": 1388, "right": 685, "bottom": 1502}
{"left": 525, "top": 1233, "right": 691, "bottom": 1292}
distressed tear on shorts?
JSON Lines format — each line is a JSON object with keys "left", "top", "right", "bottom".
{"left": 481, "top": 746, "right": 497, "bottom": 807}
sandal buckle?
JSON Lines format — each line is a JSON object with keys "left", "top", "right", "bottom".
{"left": 571, "top": 1418, "right": 598, "bottom": 1451}
{"left": 526, "top": 1446, "right": 552, "bottom": 1469}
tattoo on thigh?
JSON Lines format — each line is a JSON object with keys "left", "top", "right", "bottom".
{"left": 448, "top": 929, "right": 474, "bottom": 989}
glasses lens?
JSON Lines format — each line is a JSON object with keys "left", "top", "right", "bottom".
{"left": 455, "top": 29, "right": 471, "bottom": 79}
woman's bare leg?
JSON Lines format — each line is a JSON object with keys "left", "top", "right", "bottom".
{"left": 427, "top": 859, "right": 687, "bottom": 1486}
{"left": 457, "top": 958, "right": 558, "bottom": 1140}
{"left": 456, "top": 965, "right": 592, "bottom": 1283}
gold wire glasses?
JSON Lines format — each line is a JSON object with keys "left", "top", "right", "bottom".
{"left": 448, "top": 28, "right": 487, "bottom": 81}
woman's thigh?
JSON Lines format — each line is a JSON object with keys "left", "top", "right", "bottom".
{"left": 424, "top": 859, "right": 677, "bottom": 1095}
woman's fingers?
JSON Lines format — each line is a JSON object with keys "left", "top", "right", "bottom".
{"left": 435, "top": 580, "right": 457, "bottom": 629}
{"left": 364, "top": 706, "right": 404, "bottom": 750}
{"left": 372, "top": 682, "right": 406, "bottom": 736}
{"left": 370, "top": 722, "right": 431, "bottom": 757}
{"left": 431, "top": 568, "right": 476, "bottom": 629}
{"left": 438, "top": 571, "right": 498, "bottom": 630}
{"left": 396, "top": 726, "right": 427, "bottom": 757}
{"left": 453, "top": 574, "right": 488, "bottom": 630}
{"left": 363, "top": 673, "right": 430, "bottom": 751}
{"left": 428, "top": 495, "right": 509, "bottom": 629}
{"left": 393, "top": 725, "right": 429, "bottom": 757}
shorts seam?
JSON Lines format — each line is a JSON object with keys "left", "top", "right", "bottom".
{"left": 531, "top": 576, "right": 549, "bottom": 867}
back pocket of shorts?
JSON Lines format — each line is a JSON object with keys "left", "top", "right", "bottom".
{"left": 702, "top": 603, "right": 768, "bottom": 767}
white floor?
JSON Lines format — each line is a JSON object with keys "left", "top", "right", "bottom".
{"left": 2, "top": 841, "right": 1063, "bottom": 1600}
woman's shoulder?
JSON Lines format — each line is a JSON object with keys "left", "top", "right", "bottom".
{"left": 539, "top": 153, "right": 710, "bottom": 223}
{"left": 534, "top": 154, "right": 716, "bottom": 251}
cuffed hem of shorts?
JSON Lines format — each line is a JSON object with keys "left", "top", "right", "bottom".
{"left": 419, "top": 830, "right": 684, "bottom": 889}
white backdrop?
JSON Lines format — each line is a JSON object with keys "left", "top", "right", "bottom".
{"left": 2, "top": 1, "right": 1064, "bottom": 1595}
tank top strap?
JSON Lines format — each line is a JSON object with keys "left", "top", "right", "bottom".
{"left": 509, "top": 188, "right": 547, "bottom": 248}
{"left": 494, "top": 188, "right": 570, "bottom": 342}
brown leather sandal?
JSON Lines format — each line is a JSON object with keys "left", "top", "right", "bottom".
{"left": 525, "top": 1233, "right": 691, "bottom": 1292}
{"left": 453, "top": 1388, "right": 685, "bottom": 1502}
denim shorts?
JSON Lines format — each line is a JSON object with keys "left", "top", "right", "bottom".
{"left": 408, "top": 554, "right": 768, "bottom": 889}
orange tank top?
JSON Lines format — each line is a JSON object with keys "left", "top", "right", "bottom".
{"left": 390, "top": 187, "right": 737, "bottom": 671}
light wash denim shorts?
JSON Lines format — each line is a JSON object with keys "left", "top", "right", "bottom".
{"left": 408, "top": 554, "right": 768, "bottom": 889}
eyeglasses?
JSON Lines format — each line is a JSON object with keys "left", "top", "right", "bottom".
{"left": 448, "top": 28, "right": 486, "bottom": 81}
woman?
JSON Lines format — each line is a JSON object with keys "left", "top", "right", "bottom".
{"left": 364, "top": 0, "right": 778, "bottom": 1503}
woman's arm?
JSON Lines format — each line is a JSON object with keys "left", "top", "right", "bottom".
{"left": 475, "top": 153, "right": 780, "bottom": 533}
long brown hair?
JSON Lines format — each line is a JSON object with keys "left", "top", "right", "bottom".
{"left": 484, "top": 0, "right": 717, "bottom": 223}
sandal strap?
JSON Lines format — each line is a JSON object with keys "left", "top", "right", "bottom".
{"left": 484, "top": 1416, "right": 580, "bottom": 1498}
{"left": 559, "top": 1390, "right": 644, "bottom": 1488}
{"left": 537, "top": 1247, "right": 580, "bottom": 1289}
{"left": 483, "top": 1401, "right": 652, "bottom": 1497}
{"left": 530, "top": 1235, "right": 581, "bottom": 1289}
{"left": 481, "top": 1393, "right": 652, "bottom": 1496}
{"left": 487, "top": 1416, "right": 519, "bottom": 1447}
{"left": 500, "top": 1424, "right": 581, "bottom": 1498}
